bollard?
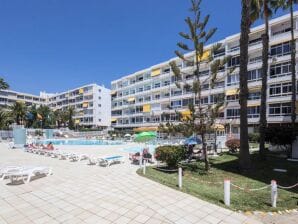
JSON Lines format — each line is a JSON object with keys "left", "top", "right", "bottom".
{"left": 224, "top": 179, "right": 230, "bottom": 206}
{"left": 178, "top": 167, "right": 182, "bottom": 189}
{"left": 139, "top": 154, "right": 143, "bottom": 167}
{"left": 143, "top": 160, "right": 146, "bottom": 175}
{"left": 271, "top": 180, "right": 277, "bottom": 208}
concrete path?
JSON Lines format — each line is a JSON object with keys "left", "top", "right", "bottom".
{"left": 0, "top": 143, "right": 262, "bottom": 224}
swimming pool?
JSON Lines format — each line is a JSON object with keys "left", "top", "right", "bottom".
{"left": 122, "top": 145, "right": 156, "bottom": 153}
{"left": 37, "top": 139, "right": 123, "bottom": 145}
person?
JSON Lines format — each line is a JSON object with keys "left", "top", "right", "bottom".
{"left": 47, "top": 142, "right": 54, "bottom": 150}
{"left": 143, "top": 148, "right": 152, "bottom": 163}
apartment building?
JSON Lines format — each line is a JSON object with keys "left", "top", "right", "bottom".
{"left": 44, "top": 84, "right": 111, "bottom": 128}
{"left": 0, "top": 84, "right": 111, "bottom": 128}
{"left": 111, "top": 12, "right": 298, "bottom": 134}
{"left": 0, "top": 90, "right": 46, "bottom": 107}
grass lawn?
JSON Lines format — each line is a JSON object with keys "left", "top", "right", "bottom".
{"left": 137, "top": 153, "right": 298, "bottom": 212}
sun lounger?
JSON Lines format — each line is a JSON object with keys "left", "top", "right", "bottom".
{"left": 68, "top": 153, "right": 89, "bottom": 162}
{"left": 87, "top": 156, "right": 97, "bottom": 165}
{"left": 97, "top": 156, "right": 124, "bottom": 167}
{"left": 0, "top": 166, "right": 22, "bottom": 180}
{"left": 1, "top": 166, "right": 52, "bottom": 184}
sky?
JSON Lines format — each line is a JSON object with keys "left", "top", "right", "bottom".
{"left": 0, "top": 0, "right": 288, "bottom": 95}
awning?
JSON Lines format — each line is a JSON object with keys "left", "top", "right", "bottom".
{"left": 151, "top": 68, "right": 161, "bottom": 77}
{"left": 83, "top": 102, "right": 88, "bottom": 108}
{"left": 127, "top": 97, "right": 135, "bottom": 102}
{"left": 79, "top": 88, "right": 84, "bottom": 94}
{"left": 225, "top": 89, "right": 238, "bottom": 96}
{"left": 111, "top": 118, "right": 117, "bottom": 122}
{"left": 196, "top": 50, "right": 210, "bottom": 62}
{"left": 249, "top": 85, "right": 261, "bottom": 92}
{"left": 143, "top": 104, "right": 151, "bottom": 113}
{"left": 133, "top": 127, "right": 158, "bottom": 132}
{"left": 211, "top": 124, "right": 225, "bottom": 131}
{"left": 111, "top": 90, "right": 117, "bottom": 95}
{"left": 248, "top": 102, "right": 261, "bottom": 107}
{"left": 75, "top": 119, "right": 80, "bottom": 124}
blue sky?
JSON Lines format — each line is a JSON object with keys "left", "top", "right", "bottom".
{"left": 0, "top": 0, "right": 287, "bottom": 95}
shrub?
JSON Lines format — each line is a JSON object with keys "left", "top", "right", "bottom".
{"left": 155, "top": 146, "right": 186, "bottom": 168}
{"left": 225, "top": 139, "right": 240, "bottom": 153}
{"left": 265, "top": 126, "right": 295, "bottom": 146}
{"left": 248, "top": 133, "right": 260, "bottom": 143}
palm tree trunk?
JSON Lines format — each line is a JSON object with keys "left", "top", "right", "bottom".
{"left": 239, "top": 0, "right": 251, "bottom": 169}
{"left": 259, "top": 0, "right": 269, "bottom": 160}
{"left": 290, "top": 1, "right": 296, "bottom": 127}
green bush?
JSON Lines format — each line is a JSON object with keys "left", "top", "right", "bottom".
{"left": 155, "top": 146, "right": 186, "bottom": 168}
{"left": 265, "top": 126, "right": 295, "bottom": 145}
{"left": 248, "top": 133, "right": 260, "bottom": 143}
{"left": 225, "top": 139, "right": 240, "bottom": 153}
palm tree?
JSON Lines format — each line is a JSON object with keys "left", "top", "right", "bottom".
{"left": 239, "top": 0, "right": 252, "bottom": 169}
{"left": 0, "top": 109, "right": 12, "bottom": 129}
{"left": 0, "top": 78, "right": 9, "bottom": 90}
{"left": 53, "top": 109, "right": 63, "bottom": 128}
{"left": 273, "top": 0, "right": 297, "bottom": 128}
{"left": 9, "top": 101, "right": 27, "bottom": 125}
{"left": 251, "top": 0, "right": 274, "bottom": 160}
{"left": 66, "top": 107, "right": 75, "bottom": 130}
{"left": 37, "top": 105, "right": 52, "bottom": 128}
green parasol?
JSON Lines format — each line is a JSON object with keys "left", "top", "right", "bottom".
{"left": 134, "top": 131, "right": 157, "bottom": 143}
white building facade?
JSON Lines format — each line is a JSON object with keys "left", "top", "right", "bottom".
{"left": 0, "top": 84, "right": 111, "bottom": 128}
{"left": 111, "top": 13, "right": 298, "bottom": 133}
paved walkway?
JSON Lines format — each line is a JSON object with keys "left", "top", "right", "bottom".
{"left": 0, "top": 143, "right": 263, "bottom": 224}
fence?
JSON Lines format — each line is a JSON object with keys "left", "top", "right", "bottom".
{"left": 0, "top": 130, "right": 13, "bottom": 139}
{"left": 141, "top": 165, "right": 298, "bottom": 208}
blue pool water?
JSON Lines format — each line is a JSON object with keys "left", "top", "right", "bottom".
{"left": 122, "top": 145, "right": 156, "bottom": 154}
{"left": 37, "top": 139, "right": 123, "bottom": 145}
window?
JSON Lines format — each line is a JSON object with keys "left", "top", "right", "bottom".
{"left": 163, "top": 80, "right": 170, "bottom": 86}
{"left": 214, "top": 48, "right": 225, "bottom": 58}
{"left": 249, "top": 56, "right": 262, "bottom": 64}
{"left": 202, "top": 84, "right": 209, "bottom": 90}
{"left": 200, "top": 97, "right": 209, "bottom": 104}
{"left": 228, "top": 56, "right": 240, "bottom": 67}
{"left": 269, "top": 82, "right": 292, "bottom": 97}
{"left": 214, "top": 81, "right": 225, "bottom": 88}
{"left": 270, "top": 41, "right": 291, "bottom": 57}
{"left": 226, "top": 94, "right": 238, "bottom": 102}
{"left": 154, "top": 94, "right": 160, "bottom": 100}
{"left": 248, "top": 92, "right": 261, "bottom": 100}
{"left": 171, "top": 89, "right": 182, "bottom": 96}
{"left": 270, "top": 61, "right": 291, "bottom": 78}
{"left": 227, "top": 74, "right": 239, "bottom": 86}
{"left": 272, "top": 27, "right": 291, "bottom": 36}
{"left": 248, "top": 69, "right": 262, "bottom": 81}
{"left": 171, "top": 100, "right": 182, "bottom": 108}
{"left": 269, "top": 103, "right": 291, "bottom": 116}
{"left": 226, "top": 108, "right": 240, "bottom": 118}
{"left": 145, "top": 96, "right": 151, "bottom": 102}
{"left": 247, "top": 106, "right": 260, "bottom": 118}
{"left": 182, "top": 98, "right": 194, "bottom": 107}
{"left": 144, "top": 85, "right": 151, "bottom": 91}
{"left": 210, "top": 94, "right": 224, "bottom": 103}
{"left": 199, "top": 70, "right": 209, "bottom": 76}
{"left": 249, "top": 37, "right": 262, "bottom": 46}
{"left": 154, "top": 83, "right": 161, "bottom": 88}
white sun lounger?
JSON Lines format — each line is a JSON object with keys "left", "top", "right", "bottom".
{"left": 97, "top": 156, "right": 124, "bottom": 167}
{"left": 0, "top": 166, "right": 22, "bottom": 180}
{"left": 87, "top": 156, "right": 97, "bottom": 165}
{"left": 68, "top": 154, "right": 89, "bottom": 162}
{"left": 1, "top": 166, "right": 52, "bottom": 184}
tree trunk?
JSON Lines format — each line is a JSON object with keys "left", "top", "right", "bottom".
{"left": 259, "top": 0, "right": 269, "bottom": 160}
{"left": 290, "top": 1, "right": 296, "bottom": 157}
{"left": 239, "top": 0, "right": 251, "bottom": 169}
{"left": 201, "top": 133, "right": 209, "bottom": 171}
